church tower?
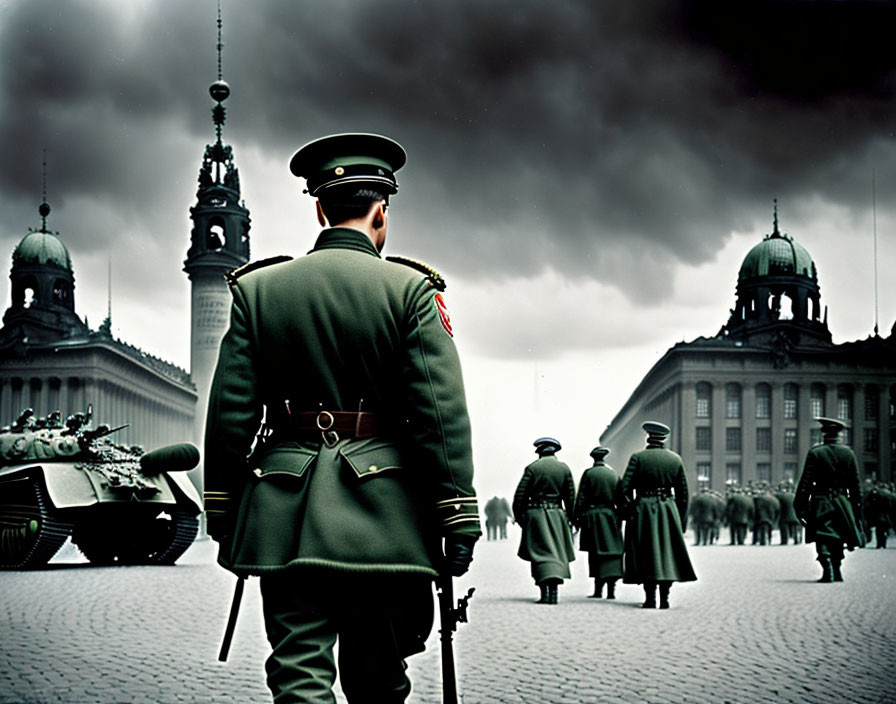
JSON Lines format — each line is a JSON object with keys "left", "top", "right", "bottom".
{"left": 1, "top": 197, "right": 88, "bottom": 351}
{"left": 183, "top": 5, "right": 250, "bottom": 449}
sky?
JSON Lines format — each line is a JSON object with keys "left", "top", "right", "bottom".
{"left": 0, "top": 0, "right": 894, "bottom": 499}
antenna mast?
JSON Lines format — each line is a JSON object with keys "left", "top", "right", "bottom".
{"left": 872, "top": 169, "right": 879, "bottom": 336}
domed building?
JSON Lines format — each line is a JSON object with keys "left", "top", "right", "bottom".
{"left": 0, "top": 202, "right": 196, "bottom": 450}
{"left": 601, "top": 210, "right": 895, "bottom": 488}
{"left": 1, "top": 202, "right": 86, "bottom": 348}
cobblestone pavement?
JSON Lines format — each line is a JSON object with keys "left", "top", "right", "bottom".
{"left": 1, "top": 533, "right": 895, "bottom": 703}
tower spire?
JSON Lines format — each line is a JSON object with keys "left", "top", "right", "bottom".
{"left": 872, "top": 169, "right": 879, "bottom": 336}
{"left": 209, "top": 0, "right": 230, "bottom": 146}
{"left": 772, "top": 198, "right": 779, "bottom": 237}
{"left": 216, "top": 0, "right": 223, "bottom": 83}
{"left": 39, "top": 149, "right": 50, "bottom": 232}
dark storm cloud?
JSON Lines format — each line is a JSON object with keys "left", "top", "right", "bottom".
{"left": 0, "top": 0, "right": 894, "bottom": 309}
{"left": 223, "top": 0, "right": 896, "bottom": 294}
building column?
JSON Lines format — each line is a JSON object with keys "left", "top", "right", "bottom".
{"left": 797, "top": 383, "right": 812, "bottom": 463}
{"left": 770, "top": 382, "right": 784, "bottom": 482}
{"left": 742, "top": 383, "right": 756, "bottom": 484}
{"left": 711, "top": 382, "right": 725, "bottom": 484}
{"left": 680, "top": 381, "right": 697, "bottom": 473}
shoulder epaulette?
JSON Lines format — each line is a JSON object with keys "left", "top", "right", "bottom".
{"left": 385, "top": 256, "right": 446, "bottom": 291}
{"left": 226, "top": 255, "right": 293, "bottom": 287}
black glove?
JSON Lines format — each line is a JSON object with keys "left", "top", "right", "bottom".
{"left": 443, "top": 534, "right": 477, "bottom": 577}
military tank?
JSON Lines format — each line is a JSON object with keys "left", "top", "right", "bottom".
{"left": 0, "top": 407, "right": 202, "bottom": 569}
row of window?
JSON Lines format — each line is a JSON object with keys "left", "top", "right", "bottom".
{"left": 695, "top": 382, "right": 892, "bottom": 421}
{"left": 695, "top": 461, "right": 800, "bottom": 486}
{"left": 698, "top": 459, "right": 886, "bottom": 486}
{"left": 694, "top": 426, "right": 878, "bottom": 453}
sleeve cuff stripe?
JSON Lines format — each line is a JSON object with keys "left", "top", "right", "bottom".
{"left": 443, "top": 515, "right": 481, "bottom": 526}
{"left": 436, "top": 497, "right": 478, "bottom": 506}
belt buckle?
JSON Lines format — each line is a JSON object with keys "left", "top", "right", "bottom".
{"left": 316, "top": 411, "right": 339, "bottom": 448}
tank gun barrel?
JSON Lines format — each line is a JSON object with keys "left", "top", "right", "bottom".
{"left": 140, "top": 443, "right": 200, "bottom": 475}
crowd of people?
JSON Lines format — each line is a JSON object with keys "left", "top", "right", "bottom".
{"left": 508, "top": 422, "right": 696, "bottom": 609}
{"left": 486, "top": 417, "right": 878, "bottom": 607}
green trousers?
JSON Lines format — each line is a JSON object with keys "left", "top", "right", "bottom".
{"left": 260, "top": 572, "right": 433, "bottom": 704}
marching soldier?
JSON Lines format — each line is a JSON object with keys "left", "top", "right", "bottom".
{"left": 794, "top": 417, "right": 865, "bottom": 582}
{"left": 752, "top": 486, "right": 780, "bottom": 546}
{"left": 724, "top": 487, "right": 754, "bottom": 545}
{"left": 574, "top": 446, "right": 623, "bottom": 599}
{"left": 688, "top": 489, "right": 719, "bottom": 546}
{"left": 513, "top": 437, "right": 576, "bottom": 604}
{"left": 864, "top": 481, "right": 892, "bottom": 549}
{"left": 619, "top": 422, "right": 697, "bottom": 608}
{"left": 484, "top": 495, "right": 513, "bottom": 540}
{"left": 203, "top": 133, "right": 480, "bottom": 703}
{"left": 775, "top": 481, "right": 801, "bottom": 545}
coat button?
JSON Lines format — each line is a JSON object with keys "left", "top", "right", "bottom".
{"left": 368, "top": 465, "right": 379, "bottom": 473}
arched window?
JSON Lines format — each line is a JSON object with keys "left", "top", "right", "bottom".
{"left": 725, "top": 383, "right": 741, "bottom": 419}
{"left": 810, "top": 383, "right": 826, "bottom": 419}
{"left": 696, "top": 382, "right": 712, "bottom": 418}
{"left": 756, "top": 383, "right": 771, "bottom": 419}
{"left": 837, "top": 384, "right": 852, "bottom": 421}
{"left": 779, "top": 292, "right": 794, "bottom": 320}
{"left": 865, "top": 385, "right": 879, "bottom": 421}
{"left": 783, "top": 383, "right": 798, "bottom": 419}
{"left": 206, "top": 218, "right": 226, "bottom": 251}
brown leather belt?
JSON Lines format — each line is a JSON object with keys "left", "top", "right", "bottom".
{"left": 280, "top": 410, "right": 381, "bottom": 446}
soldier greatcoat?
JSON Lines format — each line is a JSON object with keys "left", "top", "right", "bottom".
{"left": 620, "top": 445, "right": 696, "bottom": 585}
{"left": 795, "top": 434, "right": 864, "bottom": 556}
{"left": 574, "top": 457, "right": 623, "bottom": 580}
{"left": 513, "top": 454, "right": 576, "bottom": 585}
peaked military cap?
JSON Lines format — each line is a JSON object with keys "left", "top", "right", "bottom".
{"left": 815, "top": 417, "right": 846, "bottom": 436}
{"left": 289, "top": 133, "right": 407, "bottom": 196}
{"left": 533, "top": 436, "right": 561, "bottom": 453}
{"left": 590, "top": 446, "right": 610, "bottom": 460}
{"left": 642, "top": 421, "right": 670, "bottom": 441}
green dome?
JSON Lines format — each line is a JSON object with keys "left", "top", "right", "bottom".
{"left": 738, "top": 230, "right": 815, "bottom": 281}
{"left": 12, "top": 231, "right": 72, "bottom": 271}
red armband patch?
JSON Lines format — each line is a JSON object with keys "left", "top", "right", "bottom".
{"left": 434, "top": 292, "right": 453, "bottom": 337}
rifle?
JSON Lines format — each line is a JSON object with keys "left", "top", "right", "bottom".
{"left": 436, "top": 575, "right": 475, "bottom": 704}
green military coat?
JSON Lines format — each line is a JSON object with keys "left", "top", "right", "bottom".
{"left": 620, "top": 447, "right": 696, "bottom": 584}
{"left": 794, "top": 440, "right": 864, "bottom": 550}
{"left": 775, "top": 490, "right": 799, "bottom": 526}
{"left": 204, "top": 228, "right": 480, "bottom": 577}
{"left": 512, "top": 455, "right": 576, "bottom": 583}
{"left": 574, "top": 461, "right": 623, "bottom": 579}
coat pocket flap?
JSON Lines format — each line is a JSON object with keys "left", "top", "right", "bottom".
{"left": 255, "top": 445, "right": 317, "bottom": 480}
{"left": 339, "top": 438, "right": 403, "bottom": 480}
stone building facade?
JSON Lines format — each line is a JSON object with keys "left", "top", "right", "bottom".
{"left": 0, "top": 205, "right": 196, "bottom": 449}
{"left": 600, "top": 216, "right": 895, "bottom": 489}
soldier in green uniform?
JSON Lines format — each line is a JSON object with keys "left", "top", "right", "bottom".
{"left": 203, "top": 133, "right": 481, "bottom": 703}
{"left": 864, "top": 481, "right": 892, "bottom": 549}
{"left": 620, "top": 422, "right": 697, "bottom": 609}
{"left": 574, "top": 446, "right": 623, "bottom": 599}
{"left": 775, "top": 481, "right": 801, "bottom": 545}
{"left": 795, "top": 417, "right": 865, "bottom": 582}
{"left": 484, "top": 495, "right": 513, "bottom": 540}
{"left": 512, "top": 437, "right": 576, "bottom": 605}
{"left": 724, "top": 487, "right": 754, "bottom": 545}
{"left": 752, "top": 486, "right": 780, "bottom": 546}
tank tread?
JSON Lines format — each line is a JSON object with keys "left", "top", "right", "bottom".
{"left": 0, "top": 476, "right": 73, "bottom": 570}
{"left": 148, "top": 511, "right": 199, "bottom": 565}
